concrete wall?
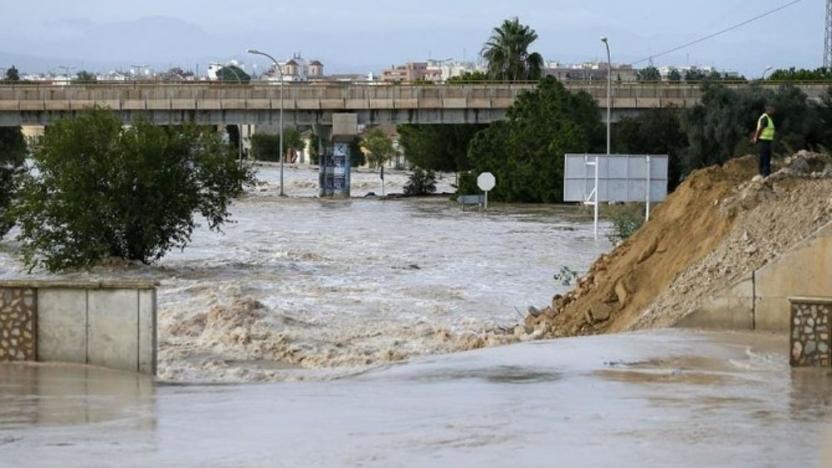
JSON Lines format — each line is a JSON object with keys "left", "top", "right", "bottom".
{"left": 677, "top": 222, "right": 832, "bottom": 333}
{"left": 675, "top": 277, "right": 755, "bottom": 330}
{"left": 0, "top": 280, "right": 157, "bottom": 375}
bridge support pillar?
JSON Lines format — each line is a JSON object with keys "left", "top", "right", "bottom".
{"left": 319, "top": 114, "right": 357, "bottom": 198}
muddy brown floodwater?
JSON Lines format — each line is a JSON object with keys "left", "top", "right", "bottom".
{"left": 1, "top": 167, "right": 831, "bottom": 466}
{"left": 1, "top": 331, "right": 831, "bottom": 467}
{"left": 0, "top": 166, "right": 609, "bottom": 382}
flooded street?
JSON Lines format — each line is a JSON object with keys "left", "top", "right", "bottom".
{"left": 2, "top": 331, "right": 831, "bottom": 467}
{"left": 0, "top": 166, "right": 609, "bottom": 382}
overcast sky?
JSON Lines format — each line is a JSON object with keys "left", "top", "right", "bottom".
{"left": 0, "top": 0, "right": 823, "bottom": 75}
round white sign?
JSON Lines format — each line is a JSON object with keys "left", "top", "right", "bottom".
{"left": 477, "top": 172, "right": 496, "bottom": 192}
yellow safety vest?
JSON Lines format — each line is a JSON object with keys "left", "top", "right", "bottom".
{"left": 758, "top": 113, "right": 775, "bottom": 141}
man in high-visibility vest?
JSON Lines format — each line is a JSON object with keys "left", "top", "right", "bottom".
{"left": 752, "top": 105, "right": 776, "bottom": 177}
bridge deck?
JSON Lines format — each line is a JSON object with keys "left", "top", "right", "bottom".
{"left": 0, "top": 82, "right": 827, "bottom": 126}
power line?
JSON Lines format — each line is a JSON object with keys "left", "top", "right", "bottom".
{"left": 631, "top": 0, "right": 804, "bottom": 66}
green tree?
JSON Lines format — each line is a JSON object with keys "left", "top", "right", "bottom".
{"left": 5, "top": 66, "right": 19, "bottom": 81}
{"left": 813, "top": 87, "right": 832, "bottom": 148}
{"left": 684, "top": 69, "right": 707, "bottom": 82}
{"left": 482, "top": 18, "right": 544, "bottom": 81}
{"left": 461, "top": 77, "right": 604, "bottom": 203}
{"left": 0, "top": 127, "right": 26, "bottom": 237}
{"left": 613, "top": 108, "right": 687, "bottom": 190}
{"left": 13, "top": 109, "right": 254, "bottom": 271}
{"left": 637, "top": 66, "right": 661, "bottom": 81}
{"left": 74, "top": 70, "right": 97, "bottom": 83}
{"left": 397, "top": 124, "right": 485, "bottom": 173}
{"left": 447, "top": 71, "right": 489, "bottom": 83}
{"left": 250, "top": 129, "right": 303, "bottom": 162}
{"left": 226, "top": 125, "right": 241, "bottom": 149}
{"left": 680, "top": 83, "right": 819, "bottom": 174}
{"left": 667, "top": 68, "right": 682, "bottom": 82}
{"left": 307, "top": 132, "right": 321, "bottom": 165}
{"left": 361, "top": 128, "right": 397, "bottom": 169}
{"left": 217, "top": 65, "right": 251, "bottom": 84}
{"left": 348, "top": 137, "right": 365, "bottom": 167}
{"left": 769, "top": 67, "right": 832, "bottom": 81}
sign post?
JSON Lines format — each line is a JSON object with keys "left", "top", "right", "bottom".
{"left": 477, "top": 172, "right": 496, "bottom": 211}
{"left": 564, "top": 154, "right": 669, "bottom": 239}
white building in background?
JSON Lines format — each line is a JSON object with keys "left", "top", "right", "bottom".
{"left": 424, "top": 59, "right": 484, "bottom": 82}
{"left": 544, "top": 61, "right": 638, "bottom": 82}
{"left": 258, "top": 53, "right": 326, "bottom": 82}
{"left": 656, "top": 65, "right": 742, "bottom": 80}
{"left": 207, "top": 62, "right": 224, "bottom": 81}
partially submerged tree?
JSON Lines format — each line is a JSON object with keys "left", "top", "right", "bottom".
{"left": 397, "top": 124, "right": 484, "bottom": 173}
{"left": 482, "top": 18, "right": 544, "bottom": 81}
{"left": 250, "top": 129, "right": 303, "bottom": 162}
{"left": 14, "top": 108, "right": 255, "bottom": 271}
{"left": 403, "top": 168, "right": 437, "bottom": 196}
{"left": 461, "top": 77, "right": 603, "bottom": 203}
{"left": 361, "top": 128, "right": 396, "bottom": 169}
{"left": 0, "top": 127, "right": 27, "bottom": 237}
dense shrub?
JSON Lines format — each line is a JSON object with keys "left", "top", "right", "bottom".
{"left": 0, "top": 127, "right": 26, "bottom": 237}
{"left": 403, "top": 168, "right": 437, "bottom": 196}
{"left": 14, "top": 109, "right": 255, "bottom": 271}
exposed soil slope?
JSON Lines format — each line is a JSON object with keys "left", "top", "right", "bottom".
{"left": 526, "top": 152, "right": 832, "bottom": 337}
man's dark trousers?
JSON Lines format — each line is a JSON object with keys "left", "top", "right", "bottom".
{"left": 759, "top": 140, "right": 772, "bottom": 177}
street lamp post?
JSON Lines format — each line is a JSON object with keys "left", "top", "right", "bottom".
{"left": 248, "top": 49, "right": 286, "bottom": 197}
{"left": 762, "top": 65, "right": 774, "bottom": 80}
{"left": 601, "top": 37, "right": 612, "bottom": 157}
{"left": 598, "top": 36, "right": 613, "bottom": 240}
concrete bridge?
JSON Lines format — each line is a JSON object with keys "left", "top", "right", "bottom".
{"left": 0, "top": 81, "right": 828, "bottom": 127}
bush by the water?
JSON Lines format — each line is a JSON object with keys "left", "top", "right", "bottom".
{"left": 0, "top": 127, "right": 26, "bottom": 238}
{"left": 403, "top": 168, "right": 437, "bottom": 196}
{"left": 13, "top": 109, "right": 255, "bottom": 271}
{"left": 250, "top": 130, "right": 303, "bottom": 162}
{"left": 605, "top": 204, "right": 645, "bottom": 244}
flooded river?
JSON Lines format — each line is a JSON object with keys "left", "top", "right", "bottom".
{"left": 1, "top": 166, "right": 831, "bottom": 466}
{"left": 0, "top": 166, "right": 608, "bottom": 382}
{"left": 1, "top": 331, "right": 831, "bottom": 467}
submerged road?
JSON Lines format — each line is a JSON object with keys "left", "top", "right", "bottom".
{"left": 0, "top": 330, "right": 829, "bottom": 467}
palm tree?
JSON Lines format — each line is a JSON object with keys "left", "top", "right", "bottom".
{"left": 482, "top": 18, "right": 544, "bottom": 81}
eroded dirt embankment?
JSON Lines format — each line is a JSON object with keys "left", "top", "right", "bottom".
{"left": 525, "top": 152, "right": 832, "bottom": 337}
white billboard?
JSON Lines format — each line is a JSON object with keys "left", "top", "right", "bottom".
{"left": 564, "top": 154, "right": 669, "bottom": 203}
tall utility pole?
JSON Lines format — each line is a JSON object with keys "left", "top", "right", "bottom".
{"left": 826, "top": 0, "right": 832, "bottom": 68}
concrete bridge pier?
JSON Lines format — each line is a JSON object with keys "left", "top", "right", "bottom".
{"left": 319, "top": 114, "right": 358, "bottom": 198}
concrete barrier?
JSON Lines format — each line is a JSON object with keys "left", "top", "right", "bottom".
{"left": 0, "top": 280, "right": 157, "bottom": 375}
{"left": 677, "top": 222, "right": 832, "bottom": 333}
